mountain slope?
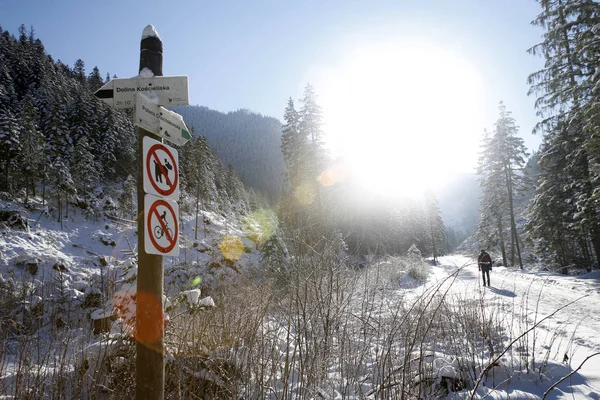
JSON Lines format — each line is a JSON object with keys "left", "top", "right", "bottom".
{"left": 172, "top": 106, "right": 284, "bottom": 201}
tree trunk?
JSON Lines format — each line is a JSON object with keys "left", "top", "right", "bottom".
{"left": 24, "top": 174, "right": 30, "bottom": 206}
{"left": 42, "top": 169, "right": 46, "bottom": 208}
{"left": 31, "top": 175, "right": 36, "bottom": 197}
{"left": 429, "top": 217, "right": 437, "bottom": 265}
{"left": 510, "top": 230, "right": 515, "bottom": 267}
{"left": 194, "top": 184, "right": 200, "bottom": 240}
{"left": 496, "top": 213, "right": 507, "bottom": 267}
{"left": 58, "top": 190, "right": 61, "bottom": 222}
{"left": 505, "top": 167, "right": 523, "bottom": 268}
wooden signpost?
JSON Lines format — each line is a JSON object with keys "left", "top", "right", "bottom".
{"left": 95, "top": 24, "right": 190, "bottom": 400}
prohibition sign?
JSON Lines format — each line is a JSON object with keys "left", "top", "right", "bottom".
{"left": 143, "top": 136, "right": 179, "bottom": 199}
{"left": 145, "top": 195, "right": 179, "bottom": 256}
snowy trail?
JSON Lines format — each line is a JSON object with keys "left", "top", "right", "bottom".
{"left": 436, "top": 255, "right": 600, "bottom": 398}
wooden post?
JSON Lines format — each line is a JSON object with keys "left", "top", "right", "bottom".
{"left": 136, "top": 24, "right": 165, "bottom": 400}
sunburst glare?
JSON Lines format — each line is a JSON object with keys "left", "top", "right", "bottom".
{"left": 318, "top": 40, "right": 484, "bottom": 198}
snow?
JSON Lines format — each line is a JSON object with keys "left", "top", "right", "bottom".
{"left": 141, "top": 24, "right": 160, "bottom": 40}
{"left": 0, "top": 197, "right": 599, "bottom": 398}
{"left": 138, "top": 67, "right": 155, "bottom": 78}
{"left": 181, "top": 288, "right": 201, "bottom": 306}
{"left": 435, "top": 255, "right": 600, "bottom": 399}
{"left": 198, "top": 296, "right": 215, "bottom": 307}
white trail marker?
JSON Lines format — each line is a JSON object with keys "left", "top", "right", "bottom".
{"left": 95, "top": 76, "right": 189, "bottom": 109}
{"left": 135, "top": 94, "right": 191, "bottom": 146}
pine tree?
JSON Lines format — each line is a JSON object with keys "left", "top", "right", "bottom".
{"left": 44, "top": 102, "right": 72, "bottom": 164}
{"left": 0, "top": 108, "right": 21, "bottom": 193}
{"left": 527, "top": 131, "right": 582, "bottom": 271}
{"left": 299, "top": 83, "right": 326, "bottom": 196}
{"left": 281, "top": 97, "right": 306, "bottom": 191}
{"left": 68, "top": 89, "right": 96, "bottom": 145}
{"left": 424, "top": 191, "right": 445, "bottom": 265}
{"left": 120, "top": 175, "right": 136, "bottom": 220}
{"left": 477, "top": 104, "right": 528, "bottom": 268}
{"left": 528, "top": 0, "right": 600, "bottom": 268}
{"left": 51, "top": 159, "right": 76, "bottom": 227}
{"left": 478, "top": 128, "right": 508, "bottom": 265}
{"left": 71, "top": 137, "right": 100, "bottom": 207}
{"left": 224, "top": 163, "right": 247, "bottom": 212}
{"left": 492, "top": 103, "right": 528, "bottom": 268}
{"left": 88, "top": 66, "right": 104, "bottom": 92}
{"left": 72, "top": 58, "right": 86, "bottom": 87}
{"left": 180, "top": 135, "right": 217, "bottom": 239}
{"left": 17, "top": 93, "right": 44, "bottom": 203}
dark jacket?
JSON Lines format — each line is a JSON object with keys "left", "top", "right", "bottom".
{"left": 478, "top": 252, "right": 492, "bottom": 272}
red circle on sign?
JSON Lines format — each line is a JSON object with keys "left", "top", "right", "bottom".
{"left": 146, "top": 143, "right": 179, "bottom": 197}
{"left": 147, "top": 198, "right": 179, "bottom": 254}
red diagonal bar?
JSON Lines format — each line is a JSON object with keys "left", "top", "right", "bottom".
{"left": 147, "top": 199, "right": 178, "bottom": 254}
{"left": 150, "top": 149, "right": 174, "bottom": 188}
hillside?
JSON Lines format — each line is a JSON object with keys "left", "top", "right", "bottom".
{"left": 172, "top": 106, "right": 284, "bottom": 202}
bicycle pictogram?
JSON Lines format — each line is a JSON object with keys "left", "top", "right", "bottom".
{"left": 145, "top": 195, "right": 179, "bottom": 256}
{"left": 154, "top": 211, "right": 173, "bottom": 239}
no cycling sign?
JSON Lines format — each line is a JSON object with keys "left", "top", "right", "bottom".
{"left": 144, "top": 194, "right": 179, "bottom": 256}
{"left": 143, "top": 136, "right": 179, "bottom": 200}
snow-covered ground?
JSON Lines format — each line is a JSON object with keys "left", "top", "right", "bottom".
{"left": 1, "top": 199, "right": 599, "bottom": 399}
{"left": 434, "top": 255, "right": 600, "bottom": 399}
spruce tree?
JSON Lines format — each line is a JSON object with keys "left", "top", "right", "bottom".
{"left": 17, "top": 93, "right": 44, "bottom": 203}
{"left": 492, "top": 103, "right": 528, "bottom": 268}
{"left": 527, "top": 130, "right": 582, "bottom": 271}
{"left": 528, "top": 0, "right": 600, "bottom": 268}
{"left": 478, "top": 128, "right": 508, "bottom": 265}
{"left": 424, "top": 191, "right": 446, "bottom": 265}
{"left": 88, "top": 66, "right": 104, "bottom": 92}
{"left": 0, "top": 108, "right": 21, "bottom": 193}
{"left": 180, "top": 135, "right": 217, "bottom": 239}
{"left": 72, "top": 58, "right": 86, "bottom": 87}
{"left": 281, "top": 97, "right": 305, "bottom": 191}
{"left": 299, "top": 83, "right": 326, "bottom": 192}
{"left": 71, "top": 137, "right": 100, "bottom": 207}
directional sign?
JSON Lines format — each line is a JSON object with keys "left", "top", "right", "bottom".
{"left": 135, "top": 94, "right": 192, "bottom": 147}
{"left": 143, "top": 136, "right": 179, "bottom": 200}
{"left": 145, "top": 194, "right": 179, "bottom": 256}
{"left": 95, "top": 76, "right": 189, "bottom": 109}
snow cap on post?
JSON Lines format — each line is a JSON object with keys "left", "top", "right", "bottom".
{"left": 140, "top": 25, "right": 163, "bottom": 77}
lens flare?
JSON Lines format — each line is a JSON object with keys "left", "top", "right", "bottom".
{"left": 219, "top": 235, "right": 245, "bottom": 261}
{"left": 245, "top": 209, "right": 278, "bottom": 244}
{"left": 318, "top": 159, "right": 348, "bottom": 187}
{"left": 133, "top": 291, "right": 164, "bottom": 344}
{"left": 293, "top": 183, "right": 316, "bottom": 205}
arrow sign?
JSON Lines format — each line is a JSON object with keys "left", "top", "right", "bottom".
{"left": 95, "top": 76, "right": 189, "bottom": 109}
{"left": 143, "top": 136, "right": 179, "bottom": 200}
{"left": 145, "top": 194, "right": 179, "bottom": 256}
{"left": 136, "top": 94, "right": 192, "bottom": 147}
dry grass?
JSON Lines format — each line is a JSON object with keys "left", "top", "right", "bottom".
{"left": 0, "top": 237, "right": 583, "bottom": 399}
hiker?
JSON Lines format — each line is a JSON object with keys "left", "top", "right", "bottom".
{"left": 478, "top": 250, "right": 492, "bottom": 287}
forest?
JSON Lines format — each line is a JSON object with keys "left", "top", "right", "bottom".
{"left": 0, "top": 0, "right": 600, "bottom": 397}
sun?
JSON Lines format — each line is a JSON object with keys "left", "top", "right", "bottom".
{"left": 318, "top": 39, "right": 484, "bottom": 199}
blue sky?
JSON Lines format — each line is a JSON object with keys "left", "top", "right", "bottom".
{"left": 2, "top": 0, "right": 545, "bottom": 166}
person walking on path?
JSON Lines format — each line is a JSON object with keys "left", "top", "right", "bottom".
{"left": 478, "top": 249, "right": 492, "bottom": 287}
